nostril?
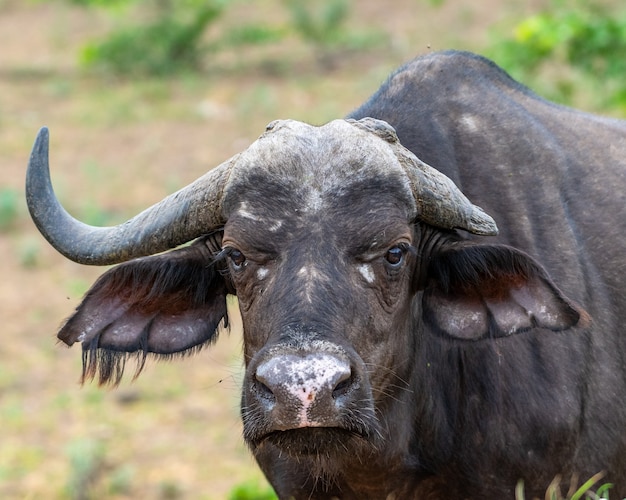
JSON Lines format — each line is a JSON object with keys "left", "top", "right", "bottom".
{"left": 332, "top": 370, "right": 354, "bottom": 399}
{"left": 253, "top": 373, "right": 276, "bottom": 401}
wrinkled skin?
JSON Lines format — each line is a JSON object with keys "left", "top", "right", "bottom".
{"left": 28, "top": 52, "right": 626, "bottom": 499}
{"left": 223, "top": 155, "right": 421, "bottom": 496}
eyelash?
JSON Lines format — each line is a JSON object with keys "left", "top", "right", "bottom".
{"left": 216, "top": 247, "right": 247, "bottom": 271}
{"left": 384, "top": 242, "right": 415, "bottom": 268}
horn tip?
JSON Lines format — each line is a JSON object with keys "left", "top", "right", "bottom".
{"left": 34, "top": 126, "right": 50, "bottom": 146}
{"left": 30, "top": 126, "right": 50, "bottom": 162}
{"left": 469, "top": 207, "right": 499, "bottom": 236}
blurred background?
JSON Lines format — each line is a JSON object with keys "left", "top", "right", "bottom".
{"left": 1, "top": 0, "right": 624, "bottom": 498}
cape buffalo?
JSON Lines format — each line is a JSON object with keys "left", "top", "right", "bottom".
{"left": 26, "top": 51, "right": 626, "bottom": 498}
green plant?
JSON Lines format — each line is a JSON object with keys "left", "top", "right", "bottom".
{"left": 107, "top": 464, "right": 134, "bottom": 495}
{"left": 18, "top": 237, "right": 41, "bottom": 269}
{"left": 515, "top": 472, "right": 614, "bottom": 500}
{"left": 80, "top": 0, "right": 226, "bottom": 76}
{"left": 65, "top": 438, "right": 106, "bottom": 500}
{"left": 0, "top": 187, "right": 19, "bottom": 232}
{"left": 67, "top": 0, "right": 133, "bottom": 7}
{"left": 159, "top": 479, "right": 184, "bottom": 499}
{"left": 64, "top": 438, "right": 136, "bottom": 499}
{"left": 285, "top": 0, "right": 350, "bottom": 47}
{"left": 65, "top": 0, "right": 384, "bottom": 76}
{"left": 283, "top": 0, "right": 385, "bottom": 67}
{"left": 220, "top": 24, "right": 286, "bottom": 48}
{"left": 488, "top": 1, "right": 626, "bottom": 111}
{"left": 228, "top": 478, "right": 278, "bottom": 500}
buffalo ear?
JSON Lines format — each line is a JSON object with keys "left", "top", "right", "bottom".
{"left": 422, "top": 245, "right": 589, "bottom": 340}
{"left": 58, "top": 238, "right": 229, "bottom": 385}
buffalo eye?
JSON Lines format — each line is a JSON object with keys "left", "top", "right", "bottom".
{"left": 228, "top": 249, "right": 247, "bottom": 270}
{"left": 385, "top": 246, "right": 405, "bottom": 268}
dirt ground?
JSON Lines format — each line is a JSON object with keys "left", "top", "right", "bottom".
{"left": 0, "top": 0, "right": 555, "bottom": 498}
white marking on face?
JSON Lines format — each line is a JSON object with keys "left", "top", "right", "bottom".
{"left": 297, "top": 265, "right": 327, "bottom": 303}
{"left": 257, "top": 267, "right": 269, "bottom": 280}
{"left": 298, "top": 266, "right": 312, "bottom": 302}
{"left": 267, "top": 219, "right": 283, "bottom": 232}
{"left": 305, "top": 189, "right": 324, "bottom": 213}
{"left": 358, "top": 263, "right": 375, "bottom": 283}
{"left": 298, "top": 265, "right": 327, "bottom": 282}
{"left": 236, "top": 201, "right": 261, "bottom": 222}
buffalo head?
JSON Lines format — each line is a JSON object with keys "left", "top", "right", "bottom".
{"left": 26, "top": 118, "right": 583, "bottom": 497}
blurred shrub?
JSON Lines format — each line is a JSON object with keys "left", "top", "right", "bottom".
{"left": 65, "top": 438, "right": 106, "bottom": 500}
{"left": 285, "top": 0, "right": 349, "bottom": 46}
{"left": 65, "top": 438, "right": 136, "bottom": 499}
{"left": 284, "top": 0, "right": 385, "bottom": 68}
{"left": 68, "top": 0, "right": 131, "bottom": 6}
{"left": 488, "top": 0, "right": 626, "bottom": 111}
{"left": 66, "top": 0, "right": 383, "bottom": 76}
{"left": 18, "top": 237, "right": 41, "bottom": 269}
{"left": 79, "top": 0, "right": 226, "bottom": 76}
{"left": 0, "top": 187, "right": 19, "bottom": 232}
{"left": 228, "top": 478, "right": 278, "bottom": 500}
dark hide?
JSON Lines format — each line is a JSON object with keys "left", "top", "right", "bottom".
{"left": 53, "top": 52, "right": 626, "bottom": 498}
{"left": 347, "top": 50, "right": 626, "bottom": 497}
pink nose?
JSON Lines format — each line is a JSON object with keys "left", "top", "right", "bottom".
{"left": 254, "top": 353, "right": 353, "bottom": 428}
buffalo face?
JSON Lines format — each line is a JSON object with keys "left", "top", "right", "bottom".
{"left": 224, "top": 186, "right": 418, "bottom": 463}
{"left": 218, "top": 120, "right": 423, "bottom": 464}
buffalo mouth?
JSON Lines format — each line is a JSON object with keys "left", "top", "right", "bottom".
{"left": 252, "top": 426, "right": 373, "bottom": 457}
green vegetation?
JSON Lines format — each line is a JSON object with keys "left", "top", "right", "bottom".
{"left": 65, "top": 438, "right": 107, "bottom": 499}
{"left": 79, "top": 0, "right": 227, "bottom": 76}
{"left": 0, "top": 187, "right": 20, "bottom": 232}
{"left": 62, "top": 0, "right": 384, "bottom": 76}
{"left": 284, "top": 0, "right": 350, "bottom": 48}
{"left": 516, "top": 472, "right": 614, "bottom": 500}
{"left": 282, "top": 0, "right": 384, "bottom": 67}
{"left": 69, "top": 0, "right": 625, "bottom": 112}
{"left": 487, "top": 0, "right": 626, "bottom": 112}
{"left": 228, "top": 478, "right": 278, "bottom": 500}
{"left": 17, "top": 237, "right": 41, "bottom": 269}
{"left": 65, "top": 438, "right": 134, "bottom": 499}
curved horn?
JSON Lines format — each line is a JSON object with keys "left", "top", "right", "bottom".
{"left": 398, "top": 146, "right": 498, "bottom": 235}
{"left": 349, "top": 118, "right": 498, "bottom": 236}
{"left": 26, "top": 127, "right": 235, "bottom": 265}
